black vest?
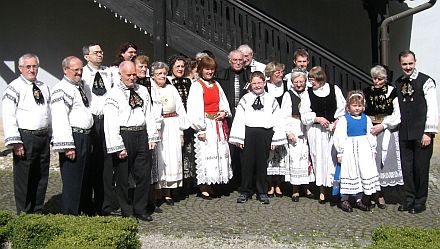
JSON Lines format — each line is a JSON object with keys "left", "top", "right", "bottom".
{"left": 170, "top": 77, "right": 192, "bottom": 110}
{"left": 308, "top": 84, "right": 337, "bottom": 122}
{"left": 265, "top": 80, "right": 288, "bottom": 106}
{"left": 363, "top": 85, "right": 397, "bottom": 116}
{"left": 287, "top": 90, "right": 301, "bottom": 116}
{"left": 396, "top": 72, "right": 432, "bottom": 140}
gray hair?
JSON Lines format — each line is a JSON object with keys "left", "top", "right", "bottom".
{"left": 370, "top": 65, "right": 387, "bottom": 81}
{"left": 18, "top": 53, "right": 39, "bottom": 66}
{"left": 61, "top": 56, "right": 79, "bottom": 69}
{"left": 237, "top": 44, "right": 253, "bottom": 55}
{"left": 150, "top": 61, "right": 169, "bottom": 76}
{"left": 228, "top": 50, "right": 243, "bottom": 60}
{"left": 291, "top": 70, "right": 307, "bottom": 82}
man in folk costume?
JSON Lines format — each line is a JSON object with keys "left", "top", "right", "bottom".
{"left": 395, "top": 50, "right": 438, "bottom": 214}
{"left": 81, "top": 43, "right": 117, "bottom": 216}
{"left": 103, "top": 61, "right": 159, "bottom": 221}
{"left": 2, "top": 53, "right": 51, "bottom": 214}
{"left": 51, "top": 56, "right": 93, "bottom": 215}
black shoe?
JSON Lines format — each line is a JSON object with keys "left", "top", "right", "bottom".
{"left": 257, "top": 194, "right": 270, "bottom": 204}
{"left": 291, "top": 195, "right": 300, "bottom": 202}
{"left": 102, "top": 209, "right": 121, "bottom": 216}
{"left": 275, "top": 192, "right": 283, "bottom": 198}
{"left": 165, "top": 198, "right": 174, "bottom": 206}
{"left": 134, "top": 214, "right": 153, "bottom": 222}
{"left": 237, "top": 194, "right": 250, "bottom": 203}
{"left": 409, "top": 204, "right": 426, "bottom": 214}
{"left": 398, "top": 203, "right": 413, "bottom": 212}
{"left": 340, "top": 200, "right": 353, "bottom": 212}
{"left": 355, "top": 200, "right": 370, "bottom": 211}
{"left": 305, "top": 193, "right": 315, "bottom": 199}
{"left": 154, "top": 206, "right": 163, "bottom": 213}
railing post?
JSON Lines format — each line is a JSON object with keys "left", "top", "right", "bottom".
{"left": 153, "top": 0, "right": 166, "bottom": 62}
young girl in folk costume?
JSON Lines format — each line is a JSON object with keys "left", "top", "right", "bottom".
{"left": 333, "top": 91, "right": 381, "bottom": 212}
{"left": 281, "top": 69, "right": 315, "bottom": 202}
{"left": 229, "top": 71, "right": 287, "bottom": 204}
{"left": 187, "top": 56, "right": 233, "bottom": 200}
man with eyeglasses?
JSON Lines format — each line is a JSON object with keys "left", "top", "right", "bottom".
{"left": 2, "top": 54, "right": 51, "bottom": 214}
{"left": 80, "top": 43, "right": 118, "bottom": 216}
{"left": 215, "top": 49, "right": 249, "bottom": 193}
{"left": 51, "top": 56, "right": 93, "bottom": 215}
{"left": 237, "top": 44, "right": 266, "bottom": 75}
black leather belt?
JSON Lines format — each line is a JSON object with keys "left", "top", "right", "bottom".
{"left": 19, "top": 128, "right": 48, "bottom": 136}
{"left": 120, "top": 126, "right": 146, "bottom": 132}
{"left": 72, "top": 127, "right": 91, "bottom": 134}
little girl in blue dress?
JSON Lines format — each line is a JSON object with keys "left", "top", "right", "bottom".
{"left": 333, "top": 90, "right": 381, "bottom": 212}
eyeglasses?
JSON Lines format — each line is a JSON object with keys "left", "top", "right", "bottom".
{"left": 88, "top": 51, "right": 104, "bottom": 55}
{"left": 373, "top": 77, "right": 385, "bottom": 81}
{"left": 20, "top": 65, "right": 39, "bottom": 70}
{"left": 154, "top": 71, "right": 167, "bottom": 76}
{"left": 230, "top": 58, "right": 243, "bottom": 62}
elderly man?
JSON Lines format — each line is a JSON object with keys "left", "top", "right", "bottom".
{"left": 395, "top": 50, "right": 438, "bottom": 214}
{"left": 51, "top": 56, "right": 93, "bottom": 215}
{"left": 81, "top": 43, "right": 118, "bottom": 216}
{"left": 2, "top": 54, "right": 51, "bottom": 214}
{"left": 104, "top": 61, "right": 159, "bottom": 221}
{"left": 237, "top": 44, "right": 266, "bottom": 74}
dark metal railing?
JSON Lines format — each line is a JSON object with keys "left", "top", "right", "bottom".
{"left": 101, "top": 0, "right": 371, "bottom": 94}
{"left": 162, "top": 0, "right": 372, "bottom": 94}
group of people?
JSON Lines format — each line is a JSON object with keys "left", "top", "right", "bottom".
{"left": 2, "top": 41, "right": 437, "bottom": 222}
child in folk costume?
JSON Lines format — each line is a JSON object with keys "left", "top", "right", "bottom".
{"left": 280, "top": 70, "right": 315, "bottom": 202}
{"left": 333, "top": 90, "right": 381, "bottom": 212}
{"left": 229, "top": 71, "right": 287, "bottom": 204}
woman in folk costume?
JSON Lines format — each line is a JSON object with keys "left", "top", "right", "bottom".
{"left": 363, "top": 65, "right": 402, "bottom": 209}
{"left": 167, "top": 55, "right": 196, "bottom": 196}
{"left": 187, "top": 56, "right": 233, "bottom": 200}
{"left": 150, "top": 61, "right": 190, "bottom": 205}
{"left": 300, "top": 66, "right": 346, "bottom": 204}
{"left": 265, "top": 62, "right": 290, "bottom": 197}
{"left": 333, "top": 91, "right": 381, "bottom": 212}
{"left": 281, "top": 70, "right": 315, "bottom": 202}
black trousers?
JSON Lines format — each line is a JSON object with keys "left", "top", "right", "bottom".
{"left": 114, "top": 130, "right": 151, "bottom": 216}
{"left": 60, "top": 132, "right": 91, "bottom": 215}
{"left": 13, "top": 131, "right": 50, "bottom": 214}
{"left": 239, "top": 127, "right": 274, "bottom": 195}
{"left": 399, "top": 139, "right": 433, "bottom": 206}
{"left": 84, "top": 115, "right": 115, "bottom": 215}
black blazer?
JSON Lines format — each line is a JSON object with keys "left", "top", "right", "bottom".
{"left": 215, "top": 67, "right": 250, "bottom": 118}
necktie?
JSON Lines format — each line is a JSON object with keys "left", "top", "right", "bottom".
{"left": 78, "top": 85, "right": 89, "bottom": 107}
{"left": 32, "top": 82, "right": 44, "bottom": 105}
{"left": 129, "top": 89, "right": 144, "bottom": 109}
{"left": 252, "top": 96, "right": 263, "bottom": 110}
{"left": 92, "top": 72, "right": 107, "bottom": 96}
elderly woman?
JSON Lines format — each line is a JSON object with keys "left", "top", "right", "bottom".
{"left": 300, "top": 66, "right": 346, "bottom": 204}
{"left": 187, "top": 56, "right": 233, "bottom": 199}
{"left": 281, "top": 69, "right": 315, "bottom": 202}
{"left": 363, "top": 65, "right": 403, "bottom": 209}
{"left": 150, "top": 61, "right": 190, "bottom": 205}
{"left": 265, "top": 62, "right": 289, "bottom": 197}
{"left": 167, "top": 55, "right": 196, "bottom": 197}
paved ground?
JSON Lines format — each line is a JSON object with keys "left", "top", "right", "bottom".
{"left": 1, "top": 121, "right": 440, "bottom": 248}
{"left": 1, "top": 153, "right": 440, "bottom": 248}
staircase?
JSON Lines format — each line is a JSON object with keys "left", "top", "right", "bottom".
{"left": 92, "top": 0, "right": 371, "bottom": 94}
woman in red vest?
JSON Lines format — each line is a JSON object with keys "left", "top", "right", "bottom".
{"left": 187, "top": 56, "right": 233, "bottom": 199}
